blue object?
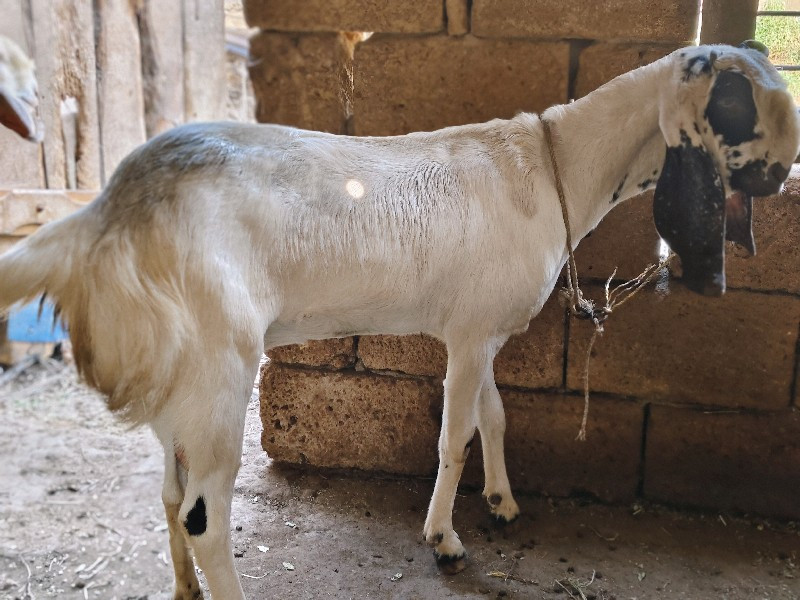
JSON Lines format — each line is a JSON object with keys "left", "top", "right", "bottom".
{"left": 7, "top": 300, "right": 67, "bottom": 343}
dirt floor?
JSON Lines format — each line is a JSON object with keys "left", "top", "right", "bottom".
{"left": 1, "top": 358, "right": 799, "bottom": 600}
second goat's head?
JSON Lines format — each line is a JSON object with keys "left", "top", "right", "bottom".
{"left": 654, "top": 43, "right": 799, "bottom": 296}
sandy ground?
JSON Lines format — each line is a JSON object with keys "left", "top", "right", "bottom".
{"left": 1, "top": 358, "right": 799, "bottom": 600}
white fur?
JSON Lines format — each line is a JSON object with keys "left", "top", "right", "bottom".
{"left": 1, "top": 45, "right": 798, "bottom": 599}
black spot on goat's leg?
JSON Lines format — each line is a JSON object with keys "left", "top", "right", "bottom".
{"left": 184, "top": 496, "right": 207, "bottom": 536}
{"left": 487, "top": 493, "right": 503, "bottom": 507}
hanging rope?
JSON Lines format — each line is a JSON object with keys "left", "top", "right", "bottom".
{"left": 540, "top": 117, "right": 674, "bottom": 441}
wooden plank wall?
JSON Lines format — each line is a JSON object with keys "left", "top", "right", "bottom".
{"left": 0, "top": 0, "right": 226, "bottom": 362}
{"left": 0, "top": 0, "right": 225, "bottom": 195}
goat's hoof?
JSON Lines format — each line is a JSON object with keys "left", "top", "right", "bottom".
{"left": 173, "top": 590, "right": 203, "bottom": 600}
{"left": 435, "top": 550, "right": 468, "bottom": 575}
{"left": 492, "top": 512, "right": 519, "bottom": 527}
{"left": 484, "top": 492, "right": 520, "bottom": 525}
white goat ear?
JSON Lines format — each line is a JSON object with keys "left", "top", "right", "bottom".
{"left": 0, "top": 87, "right": 37, "bottom": 141}
{"left": 653, "top": 133, "right": 727, "bottom": 296}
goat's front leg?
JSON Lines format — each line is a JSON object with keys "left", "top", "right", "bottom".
{"left": 478, "top": 380, "right": 519, "bottom": 524}
{"left": 423, "top": 344, "right": 490, "bottom": 574}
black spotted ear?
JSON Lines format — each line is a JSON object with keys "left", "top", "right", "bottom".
{"left": 653, "top": 135, "right": 727, "bottom": 296}
{"left": 739, "top": 39, "right": 769, "bottom": 57}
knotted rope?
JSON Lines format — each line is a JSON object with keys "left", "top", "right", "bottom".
{"left": 540, "top": 118, "right": 674, "bottom": 441}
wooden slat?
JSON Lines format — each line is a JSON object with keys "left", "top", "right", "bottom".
{"left": 183, "top": 0, "right": 226, "bottom": 122}
{"left": 138, "top": 0, "right": 186, "bottom": 136}
{"left": 0, "top": 0, "right": 45, "bottom": 188}
{"left": 0, "top": 189, "right": 96, "bottom": 238}
{"left": 29, "top": 0, "right": 102, "bottom": 189}
{"left": 96, "top": 0, "right": 147, "bottom": 182}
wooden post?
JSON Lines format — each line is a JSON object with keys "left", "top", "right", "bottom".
{"left": 700, "top": 0, "right": 759, "bottom": 45}
{"left": 95, "top": 0, "right": 147, "bottom": 183}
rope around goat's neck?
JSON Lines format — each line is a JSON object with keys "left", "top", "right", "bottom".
{"left": 540, "top": 116, "right": 674, "bottom": 441}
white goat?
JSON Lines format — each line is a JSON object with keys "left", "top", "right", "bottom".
{"left": 1, "top": 45, "right": 798, "bottom": 599}
{"left": 0, "top": 35, "right": 40, "bottom": 141}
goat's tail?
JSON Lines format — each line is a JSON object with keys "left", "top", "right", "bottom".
{"left": 0, "top": 207, "right": 94, "bottom": 315}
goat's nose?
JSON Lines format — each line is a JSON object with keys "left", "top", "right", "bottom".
{"left": 768, "top": 162, "right": 789, "bottom": 185}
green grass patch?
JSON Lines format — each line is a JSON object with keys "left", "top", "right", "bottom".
{"left": 755, "top": 0, "right": 800, "bottom": 101}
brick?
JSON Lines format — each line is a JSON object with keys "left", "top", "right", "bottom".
{"left": 243, "top": 0, "right": 444, "bottom": 33}
{"left": 726, "top": 171, "right": 800, "bottom": 294}
{"left": 465, "top": 392, "right": 642, "bottom": 502}
{"left": 566, "top": 286, "right": 800, "bottom": 409}
{"left": 575, "top": 43, "right": 680, "bottom": 99}
{"left": 267, "top": 338, "right": 356, "bottom": 369}
{"left": 260, "top": 364, "right": 442, "bottom": 474}
{"left": 645, "top": 406, "right": 800, "bottom": 519}
{"left": 358, "top": 296, "right": 565, "bottom": 389}
{"left": 260, "top": 364, "right": 642, "bottom": 501}
{"left": 573, "top": 191, "right": 663, "bottom": 285}
{"left": 249, "top": 32, "right": 351, "bottom": 133}
{"left": 472, "top": 0, "right": 700, "bottom": 43}
{"left": 353, "top": 36, "right": 568, "bottom": 136}
{"left": 358, "top": 333, "right": 447, "bottom": 378}
{"left": 96, "top": 0, "right": 147, "bottom": 182}
{"left": 495, "top": 296, "right": 565, "bottom": 389}
{"left": 446, "top": 0, "right": 469, "bottom": 35}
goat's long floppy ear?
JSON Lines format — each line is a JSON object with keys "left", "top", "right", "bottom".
{"left": 0, "top": 87, "right": 36, "bottom": 140}
{"left": 653, "top": 135, "right": 727, "bottom": 296}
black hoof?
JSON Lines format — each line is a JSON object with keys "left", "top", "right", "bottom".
{"left": 434, "top": 550, "right": 468, "bottom": 575}
{"left": 492, "top": 512, "right": 519, "bottom": 527}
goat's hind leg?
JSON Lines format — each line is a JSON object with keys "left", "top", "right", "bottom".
{"left": 153, "top": 342, "right": 260, "bottom": 600}
{"left": 156, "top": 432, "right": 203, "bottom": 600}
{"left": 175, "top": 362, "right": 256, "bottom": 600}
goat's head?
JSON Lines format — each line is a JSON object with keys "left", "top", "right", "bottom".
{"left": 0, "top": 35, "right": 41, "bottom": 142}
{"left": 654, "top": 43, "right": 800, "bottom": 296}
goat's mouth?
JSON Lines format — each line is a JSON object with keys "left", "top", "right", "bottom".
{"left": 725, "top": 190, "right": 755, "bottom": 255}
{"left": 730, "top": 161, "right": 789, "bottom": 197}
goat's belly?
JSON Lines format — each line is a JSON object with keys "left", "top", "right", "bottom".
{"left": 264, "top": 307, "right": 432, "bottom": 348}
{"left": 264, "top": 280, "right": 440, "bottom": 348}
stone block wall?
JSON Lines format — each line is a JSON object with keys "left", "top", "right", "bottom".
{"left": 247, "top": 1, "right": 800, "bottom": 519}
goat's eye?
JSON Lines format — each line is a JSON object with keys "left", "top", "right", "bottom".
{"left": 717, "top": 97, "right": 740, "bottom": 110}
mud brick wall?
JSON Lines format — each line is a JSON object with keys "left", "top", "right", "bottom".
{"left": 247, "top": 1, "right": 800, "bottom": 519}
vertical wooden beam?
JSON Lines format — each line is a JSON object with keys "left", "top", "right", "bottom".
{"left": 182, "top": 0, "right": 225, "bottom": 122}
{"left": 700, "top": 0, "right": 759, "bottom": 45}
{"left": 29, "top": 0, "right": 101, "bottom": 189}
{"left": 0, "top": 0, "right": 45, "bottom": 188}
{"left": 138, "top": 0, "right": 186, "bottom": 136}
{"left": 95, "top": 0, "right": 147, "bottom": 182}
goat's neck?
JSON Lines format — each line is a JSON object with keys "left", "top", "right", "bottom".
{"left": 541, "top": 58, "right": 669, "bottom": 247}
